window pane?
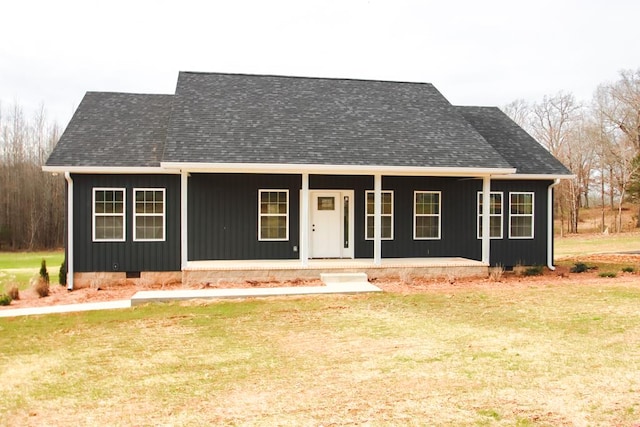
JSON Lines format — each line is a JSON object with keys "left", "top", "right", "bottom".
{"left": 95, "top": 216, "right": 123, "bottom": 240}
{"left": 366, "top": 193, "right": 374, "bottom": 215}
{"left": 366, "top": 216, "right": 374, "bottom": 239}
{"left": 260, "top": 216, "right": 286, "bottom": 239}
{"left": 416, "top": 192, "right": 439, "bottom": 215}
{"left": 511, "top": 193, "right": 532, "bottom": 214}
{"left": 510, "top": 216, "right": 532, "bottom": 237}
{"left": 382, "top": 193, "right": 392, "bottom": 215}
{"left": 415, "top": 216, "right": 439, "bottom": 239}
{"left": 317, "top": 197, "right": 335, "bottom": 210}
{"left": 136, "top": 216, "right": 163, "bottom": 240}
{"left": 381, "top": 216, "right": 392, "bottom": 239}
{"left": 490, "top": 216, "right": 502, "bottom": 237}
{"left": 490, "top": 194, "right": 502, "bottom": 214}
{"left": 94, "top": 189, "right": 125, "bottom": 240}
{"left": 134, "top": 189, "right": 165, "bottom": 240}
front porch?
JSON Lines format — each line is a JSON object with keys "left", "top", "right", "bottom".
{"left": 182, "top": 257, "right": 488, "bottom": 286}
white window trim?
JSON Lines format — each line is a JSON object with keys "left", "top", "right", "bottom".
{"left": 258, "top": 189, "right": 289, "bottom": 241}
{"left": 509, "top": 192, "right": 535, "bottom": 239}
{"left": 413, "top": 191, "right": 441, "bottom": 240}
{"left": 133, "top": 188, "right": 166, "bottom": 242}
{"left": 92, "top": 187, "right": 126, "bottom": 242}
{"left": 365, "top": 190, "right": 394, "bottom": 240}
{"left": 477, "top": 191, "right": 503, "bottom": 240}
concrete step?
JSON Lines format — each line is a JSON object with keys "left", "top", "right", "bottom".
{"left": 320, "top": 272, "right": 368, "bottom": 284}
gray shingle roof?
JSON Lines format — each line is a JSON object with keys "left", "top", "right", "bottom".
{"left": 46, "top": 92, "right": 172, "bottom": 167}
{"left": 46, "top": 72, "right": 570, "bottom": 176}
{"left": 163, "top": 72, "right": 512, "bottom": 169}
{"left": 456, "top": 106, "right": 572, "bottom": 175}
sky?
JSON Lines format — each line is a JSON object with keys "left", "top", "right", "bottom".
{"left": 1, "top": 0, "right": 639, "bottom": 128}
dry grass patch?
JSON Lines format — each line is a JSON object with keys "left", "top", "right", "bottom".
{"left": 1, "top": 282, "right": 640, "bottom": 425}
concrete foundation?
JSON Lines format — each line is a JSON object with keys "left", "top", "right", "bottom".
{"left": 73, "top": 271, "right": 182, "bottom": 289}
{"left": 73, "top": 258, "right": 488, "bottom": 289}
{"left": 183, "top": 258, "right": 488, "bottom": 287}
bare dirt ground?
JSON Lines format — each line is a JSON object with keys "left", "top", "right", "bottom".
{"left": 2, "top": 253, "right": 639, "bottom": 310}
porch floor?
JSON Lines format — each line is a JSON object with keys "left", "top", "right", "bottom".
{"left": 183, "top": 257, "right": 488, "bottom": 285}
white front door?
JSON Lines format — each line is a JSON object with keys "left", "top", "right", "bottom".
{"left": 310, "top": 191, "right": 353, "bottom": 258}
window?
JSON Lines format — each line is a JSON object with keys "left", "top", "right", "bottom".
{"left": 365, "top": 191, "right": 393, "bottom": 240}
{"left": 134, "top": 189, "right": 165, "bottom": 241}
{"left": 414, "top": 191, "right": 441, "bottom": 239}
{"left": 93, "top": 188, "right": 125, "bottom": 241}
{"left": 477, "top": 192, "right": 503, "bottom": 239}
{"left": 259, "top": 190, "right": 289, "bottom": 241}
{"left": 509, "top": 192, "right": 534, "bottom": 238}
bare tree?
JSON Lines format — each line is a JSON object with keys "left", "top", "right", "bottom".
{"left": 594, "top": 68, "right": 640, "bottom": 227}
{"left": 529, "top": 92, "right": 583, "bottom": 234}
{"left": 0, "top": 102, "right": 64, "bottom": 250}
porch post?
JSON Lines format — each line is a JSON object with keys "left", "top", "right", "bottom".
{"left": 481, "top": 175, "right": 491, "bottom": 265}
{"left": 181, "top": 171, "right": 188, "bottom": 269}
{"left": 374, "top": 174, "right": 382, "bottom": 265}
{"left": 300, "top": 173, "right": 309, "bottom": 267}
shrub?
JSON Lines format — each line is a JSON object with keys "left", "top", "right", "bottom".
{"left": 33, "top": 277, "right": 50, "bottom": 298}
{"left": 523, "top": 265, "right": 544, "bottom": 276}
{"left": 570, "top": 262, "right": 590, "bottom": 273}
{"left": 489, "top": 264, "right": 504, "bottom": 282}
{"left": 599, "top": 271, "right": 617, "bottom": 278}
{"left": 622, "top": 266, "right": 635, "bottom": 273}
{"left": 0, "top": 294, "right": 11, "bottom": 306}
{"left": 39, "top": 259, "right": 50, "bottom": 284}
{"left": 6, "top": 283, "right": 19, "bottom": 300}
{"left": 59, "top": 259, "right": 67, "bottom": 286}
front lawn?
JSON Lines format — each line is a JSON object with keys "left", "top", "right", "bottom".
{"left": 0, "top": 250, "right": 64, "bottom": 290}
{"left": 1, "top": 281, "right": 639, "bottom": 425}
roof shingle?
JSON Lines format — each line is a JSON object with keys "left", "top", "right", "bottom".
{"left": 163, "top": 72, "right": 512, "bottom": 169}
{"left": 46, "top": 72, "right": 570, "bottom": 176}
{"left": 456, "top": 106, "right": 571, "bottom": 175}
{"left": 46, "top": 92, "right": 172, "bottom": 167}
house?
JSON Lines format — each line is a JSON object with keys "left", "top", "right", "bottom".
{"left": 44, "top": 72, "right": 572, "bottom": 289}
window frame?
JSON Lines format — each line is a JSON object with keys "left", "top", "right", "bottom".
{"left": 413, "top": 191, "right": 441, "bottom": 240}
{"left": 133, "top": 188, "right": 166, "bottom": 242}
{"left": 92, "top": 187, "right": 126, "bottom": 242}
{"left": 258, "top": 189, "right": 289, "bottom": 241}
{"left": 365, "top": 190, "right": 394, "bottom": 240}
{"left": 509, "top": 192, "right": 535, "bottom": 239}
{"left": 477, "top": 191, "right": 503, "bottom": 239}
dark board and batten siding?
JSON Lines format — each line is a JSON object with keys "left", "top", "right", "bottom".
{"left": 71, "top": 173, "right": 553, "bottom": 271}
{"left": 489, "top": 180, "right": 552, "bottom": 267}
{"left": 342, "top": 176, "right": 551, "bottom": 267}
{"left": 72, "top": 174, "right": 181, "bottom": 272}
{"left": 188, "top": 173, "right": 552, "bottom": 266}
{"left": 188, "top": 173, "right": 301, "bottom": 260}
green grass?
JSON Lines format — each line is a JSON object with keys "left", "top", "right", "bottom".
{"left": 0, "top": 251, "right": 63, "bottom": 270}
{"left": 555, "top": 232, "right": 640, "bottom": 258}
{"left": 0, "top": 250, "right": 64, "bottom": 290}
{"left": 1, "top": 284, "right": 640, "bottom": 425}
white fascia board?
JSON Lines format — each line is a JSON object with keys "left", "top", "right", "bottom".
{"left": 492, "top": 173, "right": 575, "bottom": 180}
{"left": 160, "top": 162, "right": 517, "bottom": 177}
{"left": 42, "top": 166, "right": 180, "bottom": 174}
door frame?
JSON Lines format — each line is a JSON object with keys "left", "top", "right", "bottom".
{"left": 308, "top": 190, "right": 354, "bottom": 259}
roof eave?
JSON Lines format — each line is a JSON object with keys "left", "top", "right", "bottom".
{"left": 492, "top": 173, "right": 575, "bottom": 180}
{"left": 42, "top": 166, "right": 179, "bottom": 174}
{"left": 160, "top": 161, "right": 517, "bottom": 177}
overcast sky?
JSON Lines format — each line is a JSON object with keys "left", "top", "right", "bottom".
{"left": 1, "top": 0, "right": 639, "bottom": 127}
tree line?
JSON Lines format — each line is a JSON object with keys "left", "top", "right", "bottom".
{"left": 0, "top": 103, "right": 64, "bottom": 250}
{"left": 503, "top": 68, "right": 640, "bottom": 235}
